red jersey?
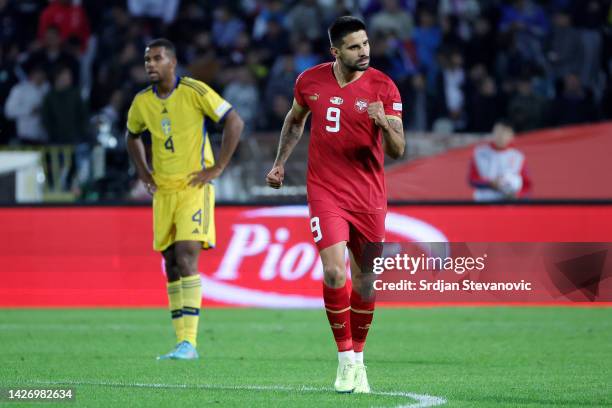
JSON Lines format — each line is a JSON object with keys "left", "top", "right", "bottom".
{"left": 294, "top": 62, "right": 402, "bottom": 213}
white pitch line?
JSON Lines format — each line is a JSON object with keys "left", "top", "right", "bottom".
{"left": 30, "top": 379, "right": 447, "bottom": 408}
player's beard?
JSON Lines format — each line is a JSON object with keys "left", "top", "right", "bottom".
{"left": 148, "top": 74, "right": 161, "bottom": 84}
{"left": 147, "top": 69, "right": 164, "bottom": 84}
{"left": 340, "top": 55, "right": 370, "bottom": 72}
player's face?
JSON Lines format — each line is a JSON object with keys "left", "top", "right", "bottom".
{"left": 144, "top": 46, "right": 176, "bottom": 84}
{"left": 493, "top": 124, "right": 514, "bottom": 147}
{"left": 333, "top": 30, "right": 370, "bottom": 72}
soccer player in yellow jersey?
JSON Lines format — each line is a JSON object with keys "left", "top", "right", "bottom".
{"left": 126, "top": 38, "right": 243, "bottom": 360}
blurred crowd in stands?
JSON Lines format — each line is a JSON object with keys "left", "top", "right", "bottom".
{"left": 0, "top": 0, "right": 611, "bottom": 198}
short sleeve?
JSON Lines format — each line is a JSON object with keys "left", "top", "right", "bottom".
{"left": 126, "top": 98, "right": 146, "bottom": 134}
{"left": 383, "top": 79, "right": 403, "bottom": 120}
{"left": 195, "top": 81, "right": 233, "bottom": 123}
{"left": 293, "top": 72, "right": 307, "bottom": 109}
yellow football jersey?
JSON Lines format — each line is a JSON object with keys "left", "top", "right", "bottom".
{"left": 127, "top": 76, "right": 232, "bottom": 191}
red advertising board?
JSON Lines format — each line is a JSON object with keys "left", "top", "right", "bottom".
{"left": 0, "top": 205, "right": 611, "bottom": 307}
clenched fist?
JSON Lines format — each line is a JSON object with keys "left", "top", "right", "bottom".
{"left": 266, "top": 165, "right": 284, "bottom": 189}
{"left": 367, "top": 101, "right": 390, "bottom": 130}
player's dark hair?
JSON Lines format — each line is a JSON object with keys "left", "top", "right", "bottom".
{"left": 495, "top": 118, "right": 514, "bottom": 130}
{"left": 146, "top": 38, "right": 176, "bottom": 58}
{"left": 328, "top": 16, "right": 366, "bottom": 48}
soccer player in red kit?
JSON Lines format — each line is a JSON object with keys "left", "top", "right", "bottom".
{"left": 266, "top": 16, "right": 405, "bottom": 393}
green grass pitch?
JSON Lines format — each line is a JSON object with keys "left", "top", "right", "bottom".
{"left": 0, "top": 307, "right": 610, "bottom": 407}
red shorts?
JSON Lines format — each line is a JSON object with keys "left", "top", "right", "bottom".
{"left": 308, "top": 200, "right": 386, "bottom": 262}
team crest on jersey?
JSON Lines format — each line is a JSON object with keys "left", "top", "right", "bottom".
{"left": 329, "top": 96, "right": 343, "bottom": 105}
{"left": 354, "top": 98, "right": 369, "bottom": 113}
{"left": 161, "top": 118, "right": 172, "bottom": 135}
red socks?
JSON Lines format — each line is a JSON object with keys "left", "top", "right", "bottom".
{"left": 323, "top": 283, "right": 352, "bottom": 352}
{"left": 350, "top": 290, "right": 375, "bottom": 353}
{"left": 323, "top": 283, "right": 376, "bottom": 353}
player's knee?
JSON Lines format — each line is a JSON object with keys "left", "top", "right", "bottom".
{"left": 323, "top": 264, "right": 346, "bottom": 288}
{"left": 352, "top": 278, "right": 375, "bottom": 301}
{"left": 175, "top": 252, "right": 198, "bottom": 275}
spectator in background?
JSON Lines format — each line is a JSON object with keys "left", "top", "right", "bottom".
{"left": 602, "top": 64, "right": 612, "bottom": 119}
{"left": 438, "top": 0, "right": 480, "bottom": 41}
{"left": 551, "top": 73, "right": 598, "bottom": 126}
{"left": 412, "top": 9, "right": 442, "bottom": 87}
{"left": 89, "top": 40, "right": 138, "bottom": 114}
{"left": 404, "top": 73, "right": 429, "bottom": 131}
{"left": 261, "top": 55, "right": 297, "bottom": 130}
{"left": 29, "top": 25, "right": 80, "bottom": 84}
{"left": 185, "top": 31, "right": 221, "bottom": 85}
{"left": 547, "top": 11, "right": 583, "bottom": 81}
{"left": 254, "top": 17, "right": 290, "bottom": 66}
{"left": 261, "top": 93, "right": 292, "bottom": 131}
{"left": 293, "top": 40, "right": 321, "bottom": 74}
{"left": 42, "top": 65, "right": 90, "bottom": 193}
{"left": 166, "top": 1, "right": 209, "bottom": 59}
{"left": 226, "top": 31, "right": 252, "bottom": 65}
{"left": 469, "top": 120, "right": 531, "bottom": 201}
{"left": 361, "top": 0, "right": 418, "bottom": 17}
{"left": 4, "top": 62, "right": 49, "bottom": 145}
{"left": 264, "top": 55, "right": 297, "bottom": 113}
{"left": 499, "top": 0, "right": 549, "bottom": 37}
{"left": 0, "top": 45, "right": 18, "bottom": 145}
{"left": 222, "top": 66, "right": 259, "bottom": 135}
{"left": 0, "top": 0, "right": 19, "bottom": 47}
{"left": 127, "top": 0, "right": 180, "bottom": 25}
{"left": 468, "top": 75, "right": 503, "bottom": 133}
{"left": 212, "top": 6, "right": 245, "bottom": 49}
{"left": 252, "top": 0, "right": 286, "bottom": 41}
{"left": 438, "top": 0, "right": 480, "bottom": 21}
{"left": 465, "top": 16, "right": 497, "bottom": 71}
{"left": 286, "top": 0, "right": 324, "bottom": 44}
{"left": 125, "top": 63, "right": 149, "bottom": 97}
{"left": 3, "top": 0, "right": 44, "bottom": 51}
{"left": 42, "top": 66, "right": 88, "bottom": 145}
{"left": 369, "top": 31, "right": 416, "bottom": 84}
{"left": 95, "top": 6, "right": 131, "bottom": 64}
{"left": 507, "top": 76, "right": 548, "bottom": 132}
{"left": 571, "top": 2, "right": 605, "bottom": 98}
{"left": 10, "top": 1, "right": 45, "bottom": 50}
{"left": 570, "top": 0, "right": 608, "bottom": 29}
{"left": 93, "top": 89, "right": 124, "bottom": 142}
{"left": 244, "top": 49, "right": 269, "bottom": 87}
{"left": 440, "top": 14, "right": 467, "bottom": 52}
{"left": 369, "top": 0, "right": 414, "bottom": 40}
{"left": 37, "top": 0, "right": 90, "bottom": 52}
{"left": 499, "top": 0, "right": 549, "bottom": 73}
{"left": 436, "top": 49, "right": 466, "bottom": 131}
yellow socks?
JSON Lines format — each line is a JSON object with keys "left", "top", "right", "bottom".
{"left": 181, "top": 274, "right": 202, "bottom": 346}
{"left": 166, "top": 280, "right": 184, "bottom": 344}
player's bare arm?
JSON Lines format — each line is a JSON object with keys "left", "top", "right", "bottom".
{"left": 368, "top": 101, "right": 406, "bottom": 159}
{"left": 266, "top": 100, "right": 311, "bottom": 189}
{"left": 126, "top": 130, "right": 157, "bottom": 194}
{"left": 382, "top": 118, "right": 405, "bottom": 159}
{"left": 367, "top": 101, "right": 405, "bottom": 159}
{"left": 189, "top": 110, "right": 244, "bottom": 187}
